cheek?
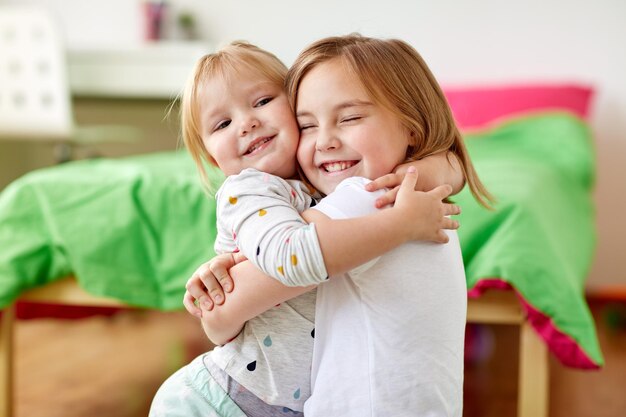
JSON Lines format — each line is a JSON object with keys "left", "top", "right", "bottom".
{"left": 367, "top": 143, "right": 405, "bottom": 177}
{"left": 296, "top": 137, "right": 313, "bottom": 167}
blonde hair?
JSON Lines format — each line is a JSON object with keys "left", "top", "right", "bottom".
{"left": 286, "top": 34, "right": 493, "bottom": 207}
{"left": 180, "top": 41, "right": 288, "bottom": 190}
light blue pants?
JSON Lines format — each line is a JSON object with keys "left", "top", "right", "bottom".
{"left": 149, "top": 353, "right": 246, "bottom": 417}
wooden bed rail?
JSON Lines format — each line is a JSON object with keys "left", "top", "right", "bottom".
{"left": 466, "top": 290, "right": 549, "bottom": 417}
{"left": 0, "top": 279, "right": 548, "bottom": 417}
{"left": 0, "top": 277, "right": 126, "bottom": 417}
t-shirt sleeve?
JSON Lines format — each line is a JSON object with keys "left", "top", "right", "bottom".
{"left": 215, "top": 169, "right": 328, "bottom": 286}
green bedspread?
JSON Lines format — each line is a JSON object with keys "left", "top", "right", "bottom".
{"left": 0, "top": 112, "right": 602, "bottom": 367}
{"left": 0, "top": 151, "right": 223, "bottom": 309}
{"left": 455, "top": 112, "right": 602, "bottom": 367}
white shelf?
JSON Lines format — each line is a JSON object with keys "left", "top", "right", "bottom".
{"left": 67, "top": 42, "right": 212, "bottom": 99}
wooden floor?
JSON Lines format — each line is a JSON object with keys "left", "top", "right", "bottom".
{"left": 13, "top": 301, "right": 626, "bottom": 417}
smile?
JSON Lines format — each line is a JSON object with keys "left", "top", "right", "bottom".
{"left": 244, "top": 135, "right": 275, "bottom": 156}
{"left": 320, "top": 160, "right": 358, "bottom": 173}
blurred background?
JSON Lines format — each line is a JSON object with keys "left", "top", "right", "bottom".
{"left": 1, "top": 1, "right": 625, "bottom": 416}
{"left": 1, "top": 0, "right": 624, "bottom": 293}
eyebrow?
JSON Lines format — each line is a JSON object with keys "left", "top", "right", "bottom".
{"left": 296, "top": 99, "right": 373, "bottom": 118}
{"left": 204, "top": 81, "right": 279, "bottom": 121}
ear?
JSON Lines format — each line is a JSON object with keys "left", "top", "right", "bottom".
{"left": 406, "top": 128, "right": 417, "bottom": 147}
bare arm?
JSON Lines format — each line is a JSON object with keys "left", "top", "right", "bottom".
{"left": 185, "top": 169, "right": 460, "bottom": 317}
{"left": 399, "top": 151, "right": 464, "bottom": 193}
{"left": 302, "top": 167, "right": 460, "bottom": 276}
{"left": 199, "top": 260, "right": 314, "bottom": 345}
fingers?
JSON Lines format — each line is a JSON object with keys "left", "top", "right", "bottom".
{"left": 442, "top": 217, "right": 460, "bottom": 230}
{"left": 398, "top": 166, "right": 419, "bottom": 194}
{"left": 183, "top": 291, "right": 202, "bottom": 318}
{"left": 375, "top": 187, "right": 399, "bottom": 208}
{"left": 232, "top": 252, "right": 248, "bottom": 265}
{"left": 200, "top": 264, "right": 226, "bottom": 305}
{"left": 186, "top": 274, "right": 214, "bottom": 311}
{"left": 212, "top": 253, "right": 239, "bottom": 293}
{"left": 430, "top": 184, "right": 454, "bottom": 200}
{"left": 435, "top": 230, "right": 450, "bottom": 244}
{"left": 365, "top": 173, "right": 403, "bottom": 192}
{"left": 443, "top": 203, "right": 461, "bottom": 216}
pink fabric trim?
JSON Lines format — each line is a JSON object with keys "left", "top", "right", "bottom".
{"left": 469, "top": 278, "right": 600, "bottom": 369}
{"left": 443, "top": 84, "right": 594, "bottom": 130}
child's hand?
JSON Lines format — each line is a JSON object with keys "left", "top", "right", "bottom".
{"left": 367, "top": 153, "right": 465, "bottom": 207}
{"left": 365, "top": 172, "right": 405, "bottom": 208}
{"left": 183, "top": 252, "right": 246, "bottom": 318}
{"left": 393, "top": 167, "right": 461, "bottom": 244}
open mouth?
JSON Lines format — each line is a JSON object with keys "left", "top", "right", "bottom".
{"left": 320, "top": 160, "right": 358, "bottom": 173}
{"left": 244, "top": 135, "right": 275, "bottom": 155}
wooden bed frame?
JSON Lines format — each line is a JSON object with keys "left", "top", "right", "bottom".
{"left": 0, "top": 278, "right": 548, "bottom": 417}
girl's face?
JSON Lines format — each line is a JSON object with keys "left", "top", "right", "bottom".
{"left": 295, "top": 58, "right": 410, "bottom": 195}
{"left": 199, "top": 68, "right": 300, "bottom": 178}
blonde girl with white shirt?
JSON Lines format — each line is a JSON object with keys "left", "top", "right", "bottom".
{"left": 285, "top": 35, "right": 492, "bottom": 417}
{"left": 149, "top": 41, "right": 465, "bottom": 417}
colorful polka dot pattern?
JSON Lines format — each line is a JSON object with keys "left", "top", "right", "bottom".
{"left": 228, "top": 201, "right": 308, "bottom": 285}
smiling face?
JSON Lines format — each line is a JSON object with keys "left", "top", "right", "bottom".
{"left": 295, "top": 58, "right": 411, "bottom": 195}
{"left": 199, "top": 68, "right": 300, "bottom": 178}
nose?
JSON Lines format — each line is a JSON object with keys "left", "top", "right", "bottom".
{"left": 315, "top": 126, "right": 340, "bottom": 152}
{"left": 239, "top": 116, "right": 260, "bottom": 136}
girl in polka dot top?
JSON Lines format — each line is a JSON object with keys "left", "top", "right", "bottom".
{"left": 150, "top": 39, "right": 472, "bottom": 417}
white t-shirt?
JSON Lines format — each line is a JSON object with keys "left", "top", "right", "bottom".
{"left": 304, "top": 177, "right": 467, "bottom": 417}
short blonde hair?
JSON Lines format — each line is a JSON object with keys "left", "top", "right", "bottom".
{"left": 180, "top": 41, "right": 288, "bottom": 189}
{"left": 286, "top": 34, "right": 493, "bottom": 207}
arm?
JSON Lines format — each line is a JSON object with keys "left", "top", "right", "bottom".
{"left": 223, "top": 169, "right": 458, "bottom": 288}
{"left": 302, "top": 167, "right": 459, "bottom": 275}
{"left": 399, "top": 151, "right": 464, "bottom": 194}
{"left": 199, "top": 260, "right": 314, "bottom": 345}
{"left": 191, "top": 170, "right": 458, "bottom": 344}
{"left": 185, "top": 170, "right": 458, "bottom": 317}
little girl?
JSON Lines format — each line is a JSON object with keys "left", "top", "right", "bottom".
{"left": 287, "top": 35, "right": 491, "bottom": 417}
{"left": 149, "top": 41, "right": 465, "bottom": 417}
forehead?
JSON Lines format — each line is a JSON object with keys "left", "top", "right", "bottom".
{"left": 202, "top": 66, "right": 278, "bottom": 96}
{"left": 197, "top": 69, "right": 282, "bottom": 119}
{"left": 296, "top": 59, "right": 370, "bottom": 109}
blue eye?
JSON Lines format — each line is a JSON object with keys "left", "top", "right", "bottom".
{"left": 215, "top": 120, "right": 231, "bottom": 131}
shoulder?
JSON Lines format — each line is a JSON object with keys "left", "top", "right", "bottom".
{"left": 314, "top": 177, "right": 386, "bottom": 219}
{"left": 217, "top": 169, "right": 290, "bottom": 198}
{"left": 224, "top": 168, "right": 285, "bottom": 187}
{"left": 334, "top": 177, "right": 372, "bottom": 192}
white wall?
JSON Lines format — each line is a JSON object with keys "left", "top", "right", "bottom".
{"left": 5, "top": 0, "right": 626, "bottom": 291}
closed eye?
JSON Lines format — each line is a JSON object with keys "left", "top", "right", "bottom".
{"left": 341, "top": 115, "right": 362, "bottom": 123}
{"left": 299, "top": 124, "right": 315, "bottom": 132}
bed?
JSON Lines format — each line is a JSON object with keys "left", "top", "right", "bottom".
{"left": 0, "top": 85, "right": 603, "bottom": 417}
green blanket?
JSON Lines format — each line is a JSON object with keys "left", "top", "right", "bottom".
{"left": 0, "top": 112, "right": 602, "bottom": 367}
{"left": 0, "top": 152, "right": 223, "bottom": 309}
{"left": 455, "top": 112, "right": 601, "bottom": 367}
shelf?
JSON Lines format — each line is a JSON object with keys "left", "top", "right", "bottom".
{"left": 67, "top": 42, "right": 212, "bottom": 99}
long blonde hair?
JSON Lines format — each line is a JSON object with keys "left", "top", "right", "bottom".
{"left": 180, "top": 41, "right": 288, "bottom": 189}
{"left": 286, "top": 34, "right": 493, "bottom": 207}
